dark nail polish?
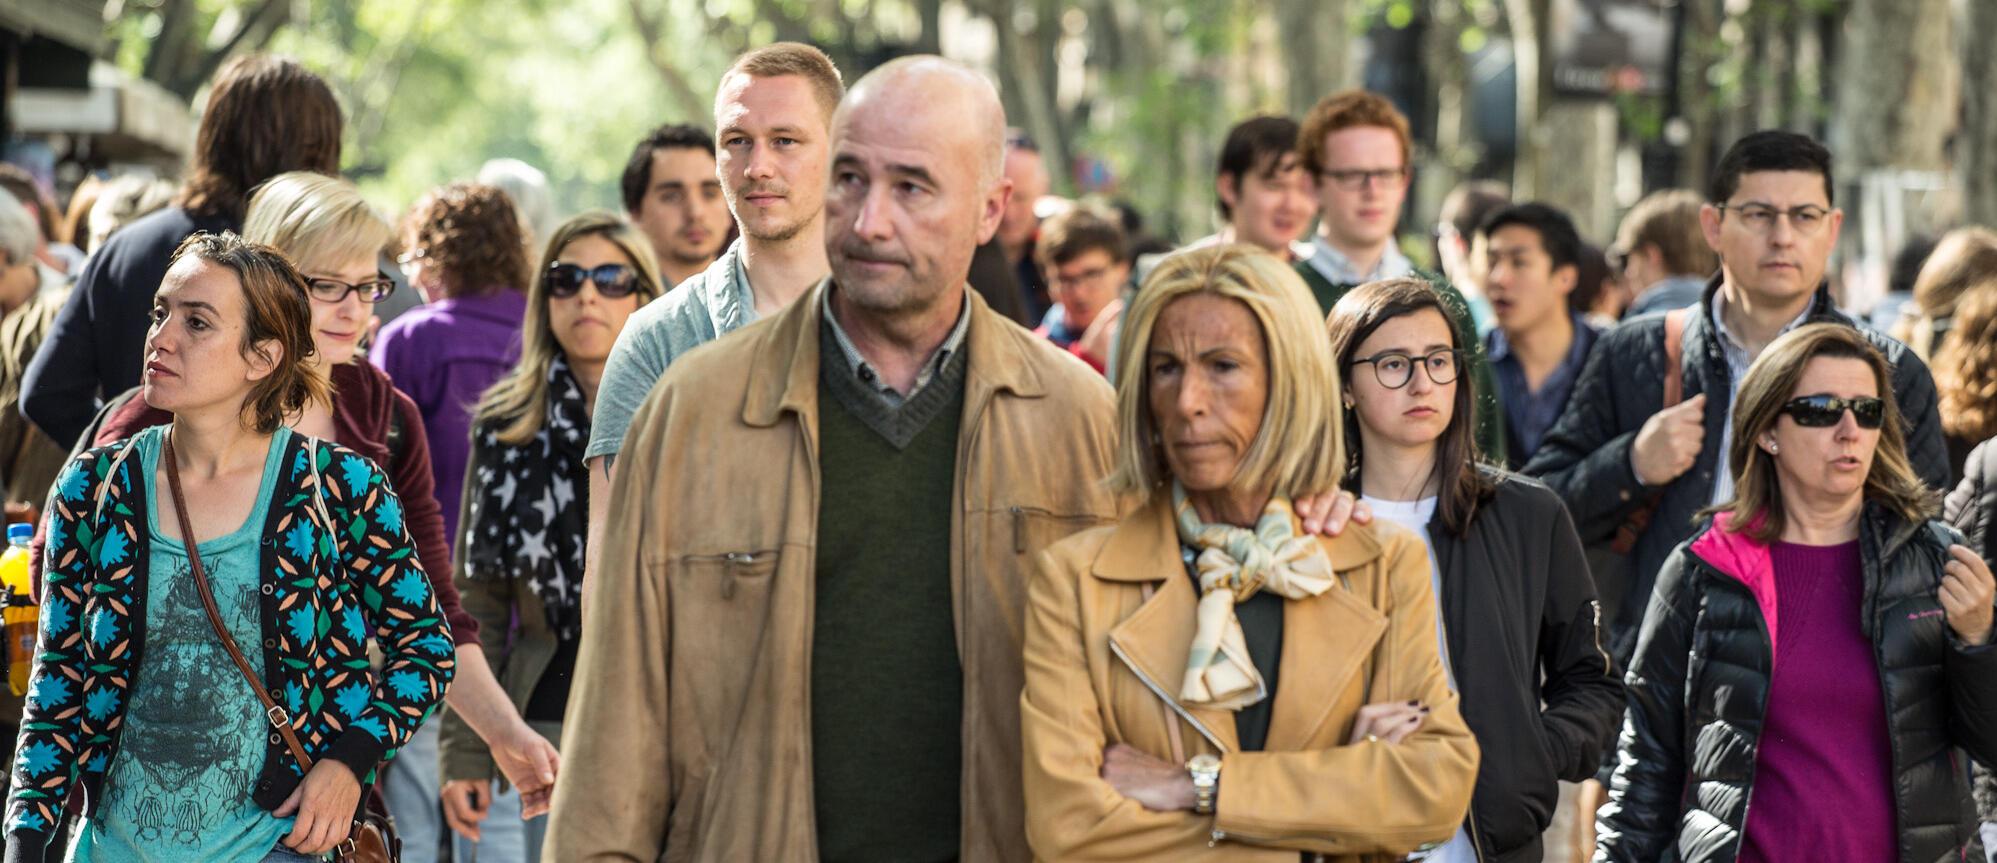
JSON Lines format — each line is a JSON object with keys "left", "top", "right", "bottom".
{"left": 1406, "top": 700, "right": 1418, "bottom": 707}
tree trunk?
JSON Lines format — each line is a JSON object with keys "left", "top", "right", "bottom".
{"left": 1676, "top": 0, "right": 1722, "bottom": 191}
{"left": 1422, "top": 0, "right": 1474, "bottom": 174}
{"left": 626, "top": 0, "right": 716, "bottom": 128}
{"left": 916, "top": 0, "right": 943, "bottom": 55}
{"left": 1964, "top": 0, "right": 1997, "bottom": 225}
{"left": 1277, "top": 0, "right": 1351, "bottom": 118}
{"left": 1503, "top": 0, "right": 1550, "bottom": 198}
{"left": 1831, "top": 0, "right": 1954, "bottom": 175}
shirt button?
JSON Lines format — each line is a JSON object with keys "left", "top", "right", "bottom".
{"left": 260, "top": 584, "right": 274, "bottom": 595}
{"left": 263, "top": 639, "right": 277, "bottom": 649}
{"left": 268, "top": 733, "right": 280, "bottom": 744}
{"left": 1619, "top": 490, "right": 1632, "bottom": 501}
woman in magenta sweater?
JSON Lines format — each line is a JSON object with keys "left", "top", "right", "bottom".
{"left": 1597, "top": 323, "right": 1997, "bottom": 862}
{"left": 58, "top": 173, "right": 562, "bottom": 827}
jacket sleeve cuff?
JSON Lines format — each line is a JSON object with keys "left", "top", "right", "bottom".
{"left": 4, "top": 831, "right": 50, "bottom": 863}
{"left": 323, "top": 728, "right": 394, "bottom": 783}
{"left": 446, "top": 606, "right": 482, "bottom": 646}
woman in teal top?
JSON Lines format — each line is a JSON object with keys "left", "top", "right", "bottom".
{"left": 5, "top": 234, "right": 455, "bottom": 863}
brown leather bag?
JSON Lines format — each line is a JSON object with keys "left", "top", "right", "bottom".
{"left": 1610, "top": 307, "right": 1692, "bottom": 555}
{"left": 163, "top": 434, "right": 400, "bottom": 863}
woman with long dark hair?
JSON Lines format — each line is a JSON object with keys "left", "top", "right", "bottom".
{"left": 437, "top": 212, "right": 661, "bottom": 861}
{"left": 1327, "top": 277, "right": 1622, "bottom": 862}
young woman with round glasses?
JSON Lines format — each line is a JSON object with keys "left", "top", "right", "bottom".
{"left": 1328, "top": 277, "right": 1623, "bottom": 863}
{"left": 438, "top": 211, "right": 662, "bottom": 862}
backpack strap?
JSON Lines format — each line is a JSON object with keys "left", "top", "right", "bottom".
{"left": 1661, "top": 307, "right": 1691, "bottom": 409}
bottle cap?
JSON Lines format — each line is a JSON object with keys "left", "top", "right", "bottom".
{"left": 6, "top": 523, "right": 31, "bottom": 544}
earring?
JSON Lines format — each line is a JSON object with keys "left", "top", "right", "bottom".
{"left": 1767, "top": 442, "right": 1779, "bottom": 454}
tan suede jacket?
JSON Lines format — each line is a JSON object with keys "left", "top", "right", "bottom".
{"left": 542, "top": 283, "right": 1123, "bottom": 862}
{"left": 1021, "top": 490, "right": 1479, "bottom": 861}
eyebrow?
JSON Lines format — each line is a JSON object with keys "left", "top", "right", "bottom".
{"left": 160, "top": 298, "right": 219, "bottom": 315}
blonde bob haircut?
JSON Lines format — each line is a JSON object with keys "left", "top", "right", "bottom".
{"left": 1107, "top": 244, "right": 1344, "bottom": 499}
{"left": 474, "top": 211, "right": 665, "bottom": 446}
{"left": 1708, "top": 322, "right": 1938, "bottom": 543}
{"left": 243, "top": 171, "right": 393, "bottom": 275}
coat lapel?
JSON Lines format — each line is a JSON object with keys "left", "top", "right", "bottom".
{"left": 1261, "top": 575, "right": 1388, "bottom": 751}
{"left": 1098, "top": 492, "right": 1238, "bottom": 753}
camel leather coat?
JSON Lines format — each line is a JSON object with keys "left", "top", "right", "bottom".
{"left": 1021, "top": 489, "right": 1479, "bottom": 861}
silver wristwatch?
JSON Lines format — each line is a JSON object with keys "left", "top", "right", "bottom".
{"left": 1186, "top": 753, "right": 1222, "bottom": 815}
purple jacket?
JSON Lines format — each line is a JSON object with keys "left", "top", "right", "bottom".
{"left": 372, "top": 289, "right": 526, "bottom": 544}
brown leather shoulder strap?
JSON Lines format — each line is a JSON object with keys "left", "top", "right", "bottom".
{"left": 1662, "top": 307, "right": 1690, "bottom": 408}
{"left": 163, "top": 433, "right": 316, "bottom": 774}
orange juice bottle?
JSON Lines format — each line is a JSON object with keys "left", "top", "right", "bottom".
{"left": 2, "top": 522, "right": 37, "bottom": 695}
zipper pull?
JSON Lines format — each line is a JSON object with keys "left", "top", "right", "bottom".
{"left": 721, "top": 552, "right": 753, "bottom": 600}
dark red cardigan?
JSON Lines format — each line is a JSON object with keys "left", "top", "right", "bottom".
{"left": 44, "top": 361, "right": 479, "bottom": 645}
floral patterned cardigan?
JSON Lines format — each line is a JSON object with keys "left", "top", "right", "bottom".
{"left": 4, "top": 431, "right": 455, "bottom": 863}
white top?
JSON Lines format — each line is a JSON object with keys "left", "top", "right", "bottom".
{"left": 1363, "top": 493, "right": 1478, "bottom": 863}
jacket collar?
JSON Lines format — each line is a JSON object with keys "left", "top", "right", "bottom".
{"left": 1095, "top": 489, "right": 1390, "bottom": 753}
{"left": 1690, "top": 502, "right": 1924, "bottom": 664}
{"left": 1695, "top": 274, "right": 1851, "bottom": 332}
{"left": 741, "top": 278, "right": 1046, "bottom": 428}
{"left": 695, "top": 238, "right": 756, "bottom": 335}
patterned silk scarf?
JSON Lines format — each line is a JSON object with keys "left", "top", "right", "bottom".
{"left": 461, "top": 353, "right": 590, "bottom": 640}
{"left": 1172, "top": 482, "right": 1338, "bottom": 710}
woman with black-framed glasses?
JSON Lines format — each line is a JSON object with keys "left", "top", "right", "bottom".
{"left": 436, "top": 211, "right": 661, "bottom": 863}
{"left": 1598, "top": 322, "right": 1997, "bottom": 863}
{"left": 1328, "top": 277, "right": 1623, "bottom": 863}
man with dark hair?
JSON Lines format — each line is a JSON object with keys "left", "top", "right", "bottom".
{"left": 997, "top": 129, "right": 1052, "bottom": 319}
{"left": 1032, "top": 205, "right": 1128, "bottom": 373}
{"left": 1479, "top": 202, "right": 1599, "bottom": 467}
{"left": 1293, "top": 88, "right": 1505, "bottom": 460}
{"left": 1613, "top": 188, "right": 1721, "bottom": 318}
{"left": 1434, "top": 180, "right": 1509, "bottom": 333}
{"left": 21, "top": 53, "right": 344, "bottom": 448}
{"left": 1199, "top": 115, "right": 1313, "bottom": 260}
{"left": 620, "top": 123, "right": 733, "bottom": 287}
{"left": 1525, "top": 130, "right": 1949, "bottom": 666}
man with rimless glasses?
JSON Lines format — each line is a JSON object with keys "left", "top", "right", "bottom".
{"left": 1524, "top": 130, "right": 1950, "bottom": 670}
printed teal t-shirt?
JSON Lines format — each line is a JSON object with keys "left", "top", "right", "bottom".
{"left": 69, "top": 425, "right": 303, "bottom": 863}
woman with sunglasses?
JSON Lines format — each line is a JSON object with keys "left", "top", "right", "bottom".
{"left": 1598, "top": 322, "right": 1997, "bottom": 863}
{"left": 437, "top": 212, "right": 660, "bottom": 862}
{"left": 1326, "top": 277, "right": 1622, "bottom": 863}
{"left": 63, "top": 172, "right": 572, "bottom": 861}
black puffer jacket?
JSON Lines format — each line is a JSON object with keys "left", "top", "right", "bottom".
{"left": 1428, "top": 471, "right": 1623, "bottom": 862}
{"left": 1597, "top": 503, "right": 1997, "bottom": 863}
{"left": 1945, "top": 434, "right": 1997, "bottom": 825}
{"left": 1522, "top": 278, "right": 1950, "bottom": 662}
{"left": 1950, "top": 436, "right": 1997, "bottom": 563}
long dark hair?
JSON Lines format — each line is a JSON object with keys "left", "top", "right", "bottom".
{"left": 175, "top": 55, "right": 343, "bottom": 222}
{"left": 1325, "top": 277, "right": 1495, "bottom": 535}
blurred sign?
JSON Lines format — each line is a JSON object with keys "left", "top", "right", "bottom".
{"left": 1550, "top": 0, "right": 1675, "bottom": 97}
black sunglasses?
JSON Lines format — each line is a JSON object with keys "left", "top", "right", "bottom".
{"left": 544, "top": 263, "right": 644, "bottom": 299}
{"left": 306, "top": 274, "right": 396, "bottom": 304}
{"left": 1781, "top": 394, "right": 1885, "bottom": 429}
